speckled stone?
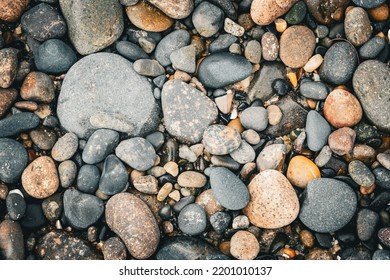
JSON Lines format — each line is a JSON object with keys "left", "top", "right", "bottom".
{"left": 195, "top": 189, "right": 224, "bottom": 216}
{"left": 256, "top": 143, "right": 287, "bottom": 172}
{"left": 82, "top": 129, "right": 120, "bottom": 164}
{"left": 51, "top": 133, "right": 78, "bottom": 162}
{"left": 240, "top": 107, "right": 268, "bottom": 132}
{"left": 178, "top": 203, "right": 207, "bottom": 235}
{"left": 0, "top": 48, "right": 19, "bottom": 89}
{"left": 178, "top": 171, "right": 207, "bottom": 188}
{"left": 0, "top": 88, "right": 17, "bottom": 118}
{"left": 133, "top": 175, "right": 158, "bottom": 194}
{"left": 305, "top": 0, "right": 350, "bottom": 24}
{"left": 250, "top": 0, "right": 298, "bottom": 25}
{"left": 203, "top": 124, "right": 242, "bottom": 155}
{"left": 0, "top": 138, "right": 28, "bottom": 184}
{"left": 348, "top": 160, "right": 375, "bottom": 188}
{"left": 147, "top": 0, "right": 193, "bottom": 19}
{"left": 328, "top": 127, "right": 356, "bottom": 156}
{"left": 344, "top": 7, "right": 372, "bottom": 47}
{"left": 20, "top": 72, "right": 55, "bottom": 103}
{"left": 352, "top": 0, "right": 386, "bottom": 8}
{"left": 0, "top": 0, "right": 30, "bottom": 22}
{"left": 357, "top": 208, "right": 379, "bottom": 241}
{"left": 261, "top": 32, "right": 279, "bottom": 61}
{"left": 0, "top": 112, "right": 40, "bottom": 138}
{"left": 230, "top": 230, "right": 260, "bottom": 260}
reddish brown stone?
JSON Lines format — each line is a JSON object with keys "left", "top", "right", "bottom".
{"left": 304, "top": 0, "right": 350, "bottom": 24}
{"left": 20, "top": 72, "right": 55, "bottom": 103}
{"left": 0, "top": 0, "right": 30, "bottom": 22}
{"left": 0, "top": 220, "right": 24, "bottom": 260}
{"left": 328, "top": 127, "right": 356, "bottom": 156}
{"left": 0, "top": 88, "right": 17, "bottom": 118}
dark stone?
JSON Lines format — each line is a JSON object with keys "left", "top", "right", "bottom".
{"left": 0, "top": 138, "right": 28, "bottom": 184}
{"left": 0, "top": 112, "right": 40, "bottom": 138}
{"left": 41, "top": 193, "right": 63, "bottom": 223}
{"left": 77, "top": 164, "right": 100, "bottom": 194}
{"left": 305, "top": 110, "right": 331, "bottom": 152}
{"left": 98, "top": 155, "right": 128, "bottom": 196}
{"left": 270, "top": 232, "right": 289, "bottom": 254}
{"left": 285, "top": 1, "right": 307, "bottom": 25}
{"left": 348, "top": 160, "right": 375, "bottom": 188}
{"left": 359, "top": 37, "right": 386, "bottom": 60}
{"left": 373, "top": 167, "right": 390, "bottom": 190}
{"left": 378, "top": 227, "right": 390, "bottom": 248}
{"left": 372, "top": 249, "right": 390, "bottom": 260}
{"left": 155, "top": 30, "right": 190, "bottom": 67}
{"left": 172, "top": 196, "right": 195, "bottom": 213}
{"left": 6, "top": 192, "right": 26, "bottom": 220}
{"left": 300, "top": 81, "right": 328, "bottom": 100}
{"left": 0, "top": 220, "right": 24, "bottom": 260}
{"left": 178, "top": 203, "right": 207, "bottom": 235}
{"left": 304, "top": 0, "right": 350, "bottom": 25}
{"left": 340, "top": 246, "right": 372, "bottom": 260}
{"left": 352, "top": 0, "right": 386, "bottom": 8}
{"left": 369, "top": 192, "right": 390, "bottom": 212}
{"left": 209, "top": 34, "right": 238, "bottom": 53}
{"left": 20, "top": 203, "right": 46, "bottom": 230}
{"left": 115, "top": 40, "right": 148, "bottom": 61}
{"left": 357, "top": 208, "right": 379, "bottom": 241}
{"left": 314, "top": 232, "right": 333, "bottom": 248}
{"left": 271, "top": 79, "right": 293, "bottom": 97}
{"left": 210, "top": 211, "right": 231, "bottom": 234}
{"left": 192, "top": 2, "right": 224, "bottom": 38}
{"left": 208, "top": 0, "right": 237, "bottom": 19}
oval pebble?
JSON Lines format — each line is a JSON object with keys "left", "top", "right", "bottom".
{"left": 0, "top": 138, "right": 28, "bottom": 184}
{"left": 98, "top": 155, "right": 129, "bottom": 196}
{"left": 51, "top": 133, "right": 79, "bottom": 162}
{"left": 178, "top": 203, "right": 207, "bottom": 236}
{"left": 203, "top": 125, "right": 242, "bottom": 155}
{"left": 230, "top": 230, "right": 260, "bottom": 260}
{"left": 240, "top": 107, "right": 268, "bottom": 132}
{"left": 82, "top": 129, "right": 120, "bottom": 164}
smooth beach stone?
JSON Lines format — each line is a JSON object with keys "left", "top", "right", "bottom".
{"left": 77, "top": 164, "right": 100, "bottom": 194}
{"left": 230, "top": 230, "right": 260, "bottom": 260}
{"left": 98, "top": 155, "right": 128, "bottom": 196}
{"left": 115, "top": 41, "right": 148, "bottom": 61}
{"left": 261, "top": 32, "right": 279, "bottom": 61}
{"left": 305, "top": 110, "right": 331, "bottom": 152}
{"left": 240, "top": 107, "right": 268, "bottom": 132}
{"left": 203, "top": 124, "right": 242, "bottom": 155}
{"left": 192, "top": 1, "right": 224, "bottom": 38}
{"left": 0, "top": 112, "right": 40, "bottom": 138}
{"left": 0, "top": 0, "right": 30, "bottom": 22}
{"left": 229, "top": 141, "right": 256, "bottom": 164}
{"left": 348, "top": 160, "right": 375, "bottom": 188}
{"left": 0, "top": 48, "right": 18, "bottom": 89}
{"left": 20, "top": 72, "right": 55, "bottom": 103}
{"left": 0, "top": 220, "right": 24, "bottom": 260}
{"left": 58, "top": 160, "right": 77, "bottom": 188}
{"left": 286, "top": 155, "right": 321, "bottom": 188}
{"left": 304, "top": 0, "right": 350, "bottom": 24}
{"left": 250, "top": 0, "right": 298, "bottom": 25}
{"left": 256, "top": 143, "right": 287, "bottom": 172}
{"left": 82, "top": 129, "right": 120, "bottom": 164}
{"left": 357, "top": 208, "right": 379, "bottom": 241}
{"left": 170, "top": 45, "right": 196, "bottom": 74}
{"left": 300, "top": 81, "right": 328, "bottom": 100}
{"left": 352, "top": 0, "right": 386, "bottom": 9}
{"left": 147, "top": 0, "right": 194, "bottom": 19}
{"left": 344, "top": 7, "right": 372, "bottom": 47}
{"left": 155, "top": 30, "right": 191, "bottom": 67}
{"left": 178, "top": 203, "right": 207, "bottom": 235}
{"left": 209, "top": 34, "right": 238, "bottom": 53}
{"left": 359, "top": 37, "right": 386, "bottom": 60}
{"left": 0, "top": 88, "right": 17, "bottom": 118}
{"left": 0, "top": 138, "right": 28, "bottom": 184}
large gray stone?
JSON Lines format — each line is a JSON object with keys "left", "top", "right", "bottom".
{"left": 0, "top": 138, "right": 28, "bottom": 184}
{"left": 57, "top": 53, "right": 160, "bottom": 139}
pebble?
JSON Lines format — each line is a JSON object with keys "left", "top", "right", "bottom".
{"left": 77, "top": 164, "right": 100, "bottom": 194}
{"left": 21, "top": 3, "right": 66, "bottom": 41}
{"left": 240, "top": 107, "right": 268, "bottom": 132}
{"left": 250, "top": 0, "right": 298, "bottom": 25}
{"left": 243, "top": 170, "right": 300, "bottom": 229}
{"left": 20, "top": 72, "right": 54, "bottom": 103}
{"left": 306, "top": 248, "right": 334, "bottom": 260}
{"left": 210, "top": 212, "right": 231, "bottom": 233}
{"left": 373, "top": 167, "right": 390, "bottom": 189}
{"left": 179, "top": 145, "right": 197, "bottom": 162}
{"left": 261, "top": 32, "right": 279, "bottom": 61}
{"left": 203, "top": 124, "right": 242, "bottom": 155}
{"left": 244, "top": 40, "right": 261, "bottom": 64}
{"left": 353, "top": 60, "right": 390, "bottom": 133}
{"left": 98, "top": 155, "right": 128, "bottom": 196}
{"left": 51, "top": 132, "right": 78, "bottom": 162}
{"left": 344, "top": 7, "right": 372, "bottom": 46}
{"left": 232, "top": 215, "right": 250, "bottom": 229}
{"left": 0, "top": 220, "right": 24, "bottom": 260}
{"left": 305, "top": 110, "right": 331, "bottom": 152}
{"left": 59, "top": 0, "right": 123, "bottom": 55}
{"left": 195, "top": 189, "right": 224, "bottom": 216}
{"left": 357, "top": 208, "right": 379, "bottom": 241}
{"left": 22, "top": 156, "right": 59, "bottom": 199}
{"left": 164, "top": 162, "right": 179, "bottom": 177}
{"left": 116, "top": 41, "right": 148, "bottom": 61}
{"left": 285, "top": 1, "right": 307, "bottom": 25}
{"left": 147, "top": 0, "right": 193, "bottom": 19}
{"left": 0, "top": 138, "right": 28, "bottom": 184}
{"left": 173, "top": 196, "right": 195, "bottom": 213}
{"left": 328, "top": 127, "right": 356, "bottom": 156}
{"left": 378, "top": 228, "right": 390, "bottom": 248}
{"left": 211, "top": 155, "right": 241, "bottom": 171}
{"left": 162, "top": 80, "right": 218, "bottom": 144}
{"left": 370, "top": 192, "right": 390, "bottom": 211}
{"left": 82, "top": 129, "right": 119, "bottom": 164}
{"left": 156, "top": 236, "right": 229, "bottom": 260}
{"left": 267, "top": 105, "right": 283, "bottom": 126}
{"left": 214, "top": 91, "right": 234, "bottom": 114}
{"left": 208, "top": 0, "right": 237, "bottom": 19}
{"left": 241, "top": 129, "right": 260, "bottom": 145}
{"left": 372, "top": 249, "right": 390, "bottom": 260}
{"left": 0, "top": 112, "right": 40, "bottom": 138}
{"left": 6, "top": 191, "right": 26, "bottom": 220}
{"left": 224, "top": 18, "right": 245, "bottom": 37}
{"left": 229, "top": 141, "right": 256, "bottom": 164}
{"left": 41, "top": 193, "right": 62, "bottom": 222}
{"left": 120, "top": 0, "right": 139, "bottom": 5}
{"left": 192, "top": 2, "right": 224, "bottom": 38}
{"left": 209, "top": 34, "right": 238, "bottom": 53}
{"left": 29, "top": 127, "right": 57, "bottom": 150}
{"left": 178, "top": 171, "right": 207, "bottom": 188}
{"left": 0, "top": 48, "right": 18, "bottom": 89}
{"left": 230, "top": 230, "right": 260, "bottom": 260}
{"left": 300, "top": 229, "right": 315, "bottom": 248}
{"left": 352, "top": 0, "right": 386, "bottom": 9}
{"left": 58, "top": 53, "right": 160, "bottom": 139}
{"left": 157, "top": 183, "right": 172, "bottom": 202}
{"left": 299, "top": 178, "right": 357, "bottom": 232}
{"left": 346, "top": 144, "right": 376, "bottom": 165}
{"left": 178, "top": 203, "right": 207, "bottom": 235}
{"left": 170, "top": 45, "right": 196, "bottom": 74}
{"left": 305, "top": 0, "right": 349, "bottom": 24}
{"left": 138, "top": 37, "right": 156, "bottom": 54}
{"left": 0, "top": 0, "right": 29, "bottom": 22}
{"left": 286, "top": 155, "right": 321, "bottom": 188}
{"left": 102, "top": 237, "right": 127, "bottom": 260}
{"left": 133, "top": 59, "right": 165, "bottom": 77}
{"left": 155, "top": 30, "right": 190, "bottom": 67}
{"left": 359, "top": 36, "right": 386, "bottom": 60}
{"left": 20, "top": 203, "right": 46, "bottom": 230}
{"left": 300, "top": 81, "right": 328, "bottom": 100}
{"left": 303, "top": 54, "right": 323, "bottom": 73}
{"left": 256, "top": 143, "right": 287, "bottom": 172}
{"left": 279, "top": 26, "right": 316, "bottom": 68}
{"left": 368, "top": 3, "right": 389, "bottom": 21}
{"left": 36, "top": 230, "right": 102, "bottom": 260}
{"left": 133, "top": 175, "right": 158, "bottom": 194}
{"left": 377, "top": 153, "right": 390, "bottom": 170}
{"left": 116, "top": 137, "right": 157, "bottom": 171}
{"left": 348, "top": 160, "right": 375, "bottom": 188}
{"left": 126, "top": 1, "right": 173, "bottom": 32}
{"left": 0, "top": 88, "right": 17, "bottom": 118}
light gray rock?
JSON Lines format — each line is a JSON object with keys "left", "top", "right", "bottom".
{"left": 82, "top": 129, "right": 120, "bottom": 164}
{"left": 154, "top": 30, "right": 190, "bottom": 67}
{"left": 305, "top": 110, "right": 331, "bottom": 152}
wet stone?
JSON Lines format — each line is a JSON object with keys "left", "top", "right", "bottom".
{"left": 98, "top": 155, "right": 128, "bottom": 196}
{"left": 82, "top": 129, "right": 119, "bottom": 164}
{"left": 357, "top": 208, "right": 379, "bottom": 241}
{"left": 77, "top": 164, "right": 100, "bottom": 194}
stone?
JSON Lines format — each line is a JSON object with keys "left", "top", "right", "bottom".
{"left": 133, "top": 59, "right": 164, "bottom": 77}
{"left": 147, "top": 0, "right": 194, "bottom": 19}
{"left": 192, "top": 2, "right": 224, "bottom": 38}
{"left": 77, "top": 165, "right": 100, "bottom": 194}
{"left": 98, "top": 155, "right": 129, "bottom": 196}
{"left": 20, "top": 72, "right": 54, "bottom": 103}
{"left": 209, "top": 34, "right": 238, "bottom": 53}
{"left": 353, "top": 60, "right": 390, "bottom": 133}
{"left": 306, "top": 248, "right": 334, "bottom": 260}
{"left": 164, "top": 162, "right": 179, "bottom": 177}
{"left": 279, "top": 26, "right": 316, "bottom": 68}
{"left": 155, "top": 30, "right": 191, "bottom": 67}
{"left": 240, "top": 107, "right": 268, "bottom": 132}
{"left": 102, "top": 237, "right": 127, "bottom": 260}
{"left": 0, "top": 88, "right": 17, "bottom": 118}
{"left": 0, "top": 112, "right": 40, "bottom": 138}
{"left": 250, "top": 0, "right": 298, "bottom": 25}
{"left": 41, "top": 193, "right": 62, "bottom": 222}
{"left": 179, "top": 145, "right": 197, "bottom": 162}
{"left": 210, "top": 211, "right": 231, "bottom": 233}
{"left": 51, "top": 133, "right": 78, "bottom": 162}
{"left": 352, "top": 0, "right": 386, "bottom": 8}
{"left": 229, "top": 141, "right": 256, "bottom": 164}
{"left": 170, "top": 46, "right": 196, "bottom": 74}
{"left": 372, "top": 250, "right": 390, "bottom": 260}
{"left": 0, "top": 220, "right": 24, "bottom": 260}
{"left": 242, "top": 129, "right": 260, "bottom": 145}
{"left": 106, "top": 193, "right": 160, "bottom": 259}
{"left": 178, "top": 203, "right": 207, "bottom": 235}
{"left": 6, "top": 192, "right": 26, "bottom": 220}
{"left": 195, "top": 189, "right": 224, "bottom": 216}
{"left": 305, "top": 110, "right": 331, "bottom": 152}
{"left": 133, "top": 175, "right": 158, "bottom": 194}
{"left": 0, "top": 48, "right": 18, "bottom": 89}
{"left": 373, "top": 167, "right": 390, "bottom": 189}
{"left": 0, "top": 138, "right": 28, "bottom": 184}
{"left": 286, "top": 155, "right": 321, "bottom": 188}
{"left": 256, "top": 143, "right": 287, "bottom": 172}
{"left": 261, "top": 32, "right": 279, "bottom": 61}
{"left": 300, "top": 81, "right": 328, "bottom": 100}
{"left": 244, "top": 40, "right": 261, "bottom": 64}
{"left": 328, "top": 127, "right": 356, "bottom": 156}
{"left": 285, "top": 1, "right": 307, "bottom": 25}
{"left": 348, "top": 160, "right": 375, "bottom": 188}
{"left": 82, "top": 129, "right": 119, "bottom": 164}
{"left": 243, "top": 170, "right": 300, "bottom": 229}
{"left": 304, "top": 0, "right": 350, "bottom": 24}
{"left": 267, "top": 105, "right": 283, "bottom": 126}
{"left": 126, "top": 1, "right": 173, "bottom": 32}
{"left": 359, "top": 37, "right": 386, "bottom": 60}
{"left": 367, "top": 3, "right": 389, "bottom": 21}
{"left": 344, "top": 7, "right": 372, "bottom": 47}
{"left": 177, "top": 171, "right": 207, "bottom": 188}
{"left": 299, "top": 178, "right": 357, "bottom": 232}
{"left": 22, "top": 156, "right": 59, "bottom": 199}
{"left": 230, "top": 230, "right": 260, "bottom": 260}
{"left": 29, "top": 126, "right": 57, "bottom": 150}
{"left": 59, "top": 0, "right": 124, "bottom": 55}
{"left": 232, "top": 215, "right": 250, "bottom": 229}
{"left": 319, "top": 42, "right": 358, "bottom": 85}
{"left": 224, "top": 18, "right": 245, "bottom": 37}
{"left": 378, "top": 228, "right": 390, "bottom": 248}
{"left": 198, "top": 52, "right": 252, "bottom": 89}
{"left": 208, "top": 0, "right": 237, "bottom": 19}
{"left": 377, "top": 153, "right": 390, "bottom": 171}
{"left": 57, "top": 53, "right": 160, "bottom": 139}
{"left": 36, "top": 230, "right": 102, "bottom": 260}
{"left": 346, "top": 144, "right": 376, "bottom": 165}
{"left": 357, "top": 208, "right": 379, "bottom": 241}
{"left": 203, "top": 124, "right": 242, "bottom": 155}
{"left": 19, "top": 203, "right": 46, "bottom": 230}
{"left": 116, "top": 41, "right": 148, "bottom": 61}
{"left": 115, "top": 137, "right": 157, "bottom": 171}
{"left": 0, "top": 0, "right": 29, "bottom": 22}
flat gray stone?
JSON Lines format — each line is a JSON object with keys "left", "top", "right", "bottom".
{"left": 305, "top": 110, "right": 331, "bottom": 152}
{"left": 82, "top": 129, "right": 119, "bottom": 164}
{"left": 192, "top": 2, "right": 224, "bottom": 38}
{"left": 0, "top": 138, "right": 28, "bottom": 184}
{"left": 170, "top": 45, "right": 196, "bottom": 74}
{"left": 98, "top": 155, "right": 128, "bottom": 196}
{"left": 154, "top": 30, "right": 190, "bottom": 67}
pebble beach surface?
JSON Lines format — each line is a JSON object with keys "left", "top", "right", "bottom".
{"left": 0, "top": 0, "right": 390, "bottom": 260}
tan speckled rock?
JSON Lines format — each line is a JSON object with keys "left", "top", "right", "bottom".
{"left": 279, "top": 26, "right": 316, "bottom": 68}
{"left": 106, "top": 192, "right": 160, "bottom": 259}
{"left": 345, "top": 7, "right": 372, "bottom": 47}
{"left": 0, "top": 48, "right": 19, "bottom": 89}
{"left": 178, "top": 171, "right": 207, "bottom": 188}
{"left": 133, "top": 175, "right": 159, "bottom": 194}
{"left": 345, "top": 144, "right": 376, "bottom": 165}
{"left": 0, "top": 88, "right": 17, "bottom": 118}
{"left": 195, "top": 189, "right": 224, "bottom": 216}
{"left": 306, "top": 248, "right": 334, "bottom": 260}
{"left": 250, "top": 0, "right": 298, "bottom": 25}
{"left": 22, "top": 156, "right": 59, "bottom": 199}
{"left": 328, "top": 127, "right": 356, "bottom": 156}
{"left": 243, "top": 170, "right": 300, "bottom": 229}
{"left": 286, "top": 155, "right": 321, "bottom": 188}
{"left": 147, "top": 0, "right": 193, "bottom": 19}
{"left": 267, "top": 105, "right": 283, "bottom": 126}
{"left": 203, "top": 124, "right": 242, "bottom": 155}
{"left": 0, "top": 0, "right": 29, "bottom": 22}
{"left": 230, "top": 230, "right": 260, "bottom": 260}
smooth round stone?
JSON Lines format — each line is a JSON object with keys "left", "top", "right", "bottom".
{"left": 41, "top": 193, "right": 62, "bottom": 222}
{"left": 59, "top": 0, "right": 123, "bottom": 55}
{"left": 98, "top": 155, "right": 128, "bottom": 196}
{"left": 63, "top": 188, "right": 104, "bottom": 229}
{"left": 203, "top": 124, "right": 242, "bottom": 155}
{"left": 106, "top": 193, "right": 159, "bottom": 259}
{"left": 0, "top": 88, "right": 17, "bottom": 118}
{"left": 0, "top": 220, "right": 24, "bottom": 260}
{"left": 155, "top": 30, "right": 191, "bottom": 67}
{"left": 177, "top": 171, "right": 207, "bottom": 188}
{"left": 359, "top": 37, "right": 386, "bottom": 60}
{"left": 0, "top": 0, "right": 29, "bottom": 22}
{"left": 299, "top": 178, "right": 357, "bottom": 233}
{"left": 345, "top": 7, "right": 372, "bottom": 47}
{"left": 133, "top": 59, "right": 164, "bottom": 77}
{"left": 210, "top": 212, "right": 231, "bottom": 234}
{"left": 287, "top": 155, "right": 321, "bottom": 188}
{"left": 115, "top": 41, "right": 148, "bottom": 61}
{"left": 243, "top": 170, "right": 300, "bottom": 229}
{"left": 0, "top": 48, "right": 18, "bottom": 89}
{"left": 348, "top": 160, "right": 375, "bottom": 188}
{"left": 229, "top": 141, "right": 256, "bottom": 164}
{"left": 0, "top": 138, "right": 28, "bottom": 184}
{"left": 34, "top": 39, "right": 77, "bottom": 74}
{"left": 378, "top": 228, "right": 390, "bottom": 248}
{"left": 195, "top": 189, "right": 224, "bottom": 216}
{"left": 209, "top": 34, "right": 238, "bottom": 53}
{"left": 22, "top": 156, "right": 59, "bottom": 199}
{"left": 244, "top": 40, "right": 262, "bottom": 64}
{"left": 147, "top": 0, "right": 193, "bottom": 19}
{"left": 6, "top": 192, "right": 26, "bottom": 220}
{"left": 156, "top": 236, "right": 230, "bottom": 260}
{"left": 82, "top": 129, "right": 120, "bottom": 164}
{"left": 102, "top": 237, "right": 127, "bottom": 260}
{"left": 346, "top": 144, "right": 376, "bottom": 165}
{"left": 224, "top": 18, "right": 245, "bottom": 37}
{"left": 232, "top": 215, "right": 250, "bottom": 229}
{"left": 115, "top": 137, "right": 157, "bottom": 171}
{"left": 0, "top": 112, "right": 40, "bottom": 138}
{"left": 241, "top": 129, "right": 260, "bottom": 145}
{"left": 170, "top": 45, "right": 196, "bottom": 74}
{"left": 210, "top": 167, "right": 250, "bottom": 210}
{"left": 125, "top": 1, "right": 173, "bottom": 32}
{"left": 240, "top": 107, "right": 268, "bottom": 132}
{"left": 328, "top": 127, "right": 356, "bottom": 156}
{"left": 373, "top": 249, "right": 390, "bottom": 260}
{"left": 77, "top": 164, "right": 100, "bottom": 194}
{"left": 172, "top": 196, "right": 195, "bottom": 213}
{"left": 323, "top": 89, "right": 363, "bottom": 128}
{"left": 368, "top": 2, "right": 390, "bottom": 21}
{"left": 230, "top": 230, "right": 260, "bottom": 260}
{"left": 256, "top": 143, "right": 287, "bottom": 172}
{"left": 57, "top": 53, "right": 160, "bottom": 139}
{"left": 357, "top": 208, "right": 379, "bottom": 241}
{"left": 315, "top": 145, "right": 332, "bottom": 167}
{"left": 178, "top": 203, "right": 207, "bottom": 235}
{"left": 51, "top": 132, "right": 78, "bottom": 162}
{"left": 267, "top": 105, "right": 283, "bottom": 126}
{"left": 261, "top": 32, "right": 279, "bottom": 61}
{"left": 300, "top": 81, "right": 328, "bottom": 100}
{"left": 285, "top": 1, "right": 307, "bottom": 25}
{"left": 353, "top": 60, "right": 390, "bottom": 133}
{"left": 208, "top": 0, "right": 237, "bottom": 19}
{"left": 21, "top": 3, "right": 66, "bottom": 41}
{"left": 192, "top": 2, "right": 224, "bottom": 38}
{"left": 20, "top": 72, "right": 54, "bottom": 103}
{"left": 377, "top": 153, "right": 390, "bottom": 170}
{"left": 373, "top": 167, "right": 390, "bottom": 189}
{"left": 352, "top": 0, "right": 386, "bottom": 8}
{"left": 133, "top": 175, "right": 158, "bottom": 194}
{"left": 146, "top": 131, "right": 164, "bottom": 151}
{"left": 279, "top": 26, "right": 316, "bottom": 68}
{"left": 250, "top": 0, "right": 298, "bottom": 25}
{"left": 305, "top": 110, "right": 331, "bottom": 152}
{"left": 319, "top": 42, "right": 358, "bottom": 85}
{"left": 198, "top": 52, "right": 252, "bottom": 89}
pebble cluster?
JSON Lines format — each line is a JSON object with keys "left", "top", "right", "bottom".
{"left": 1, "top": 0, "right": 390, "bottom": 260}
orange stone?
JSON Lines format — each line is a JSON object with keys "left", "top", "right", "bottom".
{"left": 368, "top": 3, "right": 389, "bottom": 21}
{"left": 227, "top": 118, "right": 245, "bottom": 134}
{"left": 0, "top": 0, "right": 29, "bottom": 22}
{"left": 286, "top": 155, "right": 321, "bottom": 188}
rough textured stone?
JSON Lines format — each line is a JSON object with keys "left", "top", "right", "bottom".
{"left": 344, "top": 7, "right": 373, "bottom": 46}
{"left": 0, "top": 138, "right": 28, "bottom": 184}
{"left": 20, "top": 72, "right": 55, "bottom": 103}
{"left": 0, "top": 0, "right": 30, "bottom": 22}
{"left": 51, "top": 132, "right": 78, "bottom": 162}
{"left": 348, "top": 160, "right": 375, "bottom": 188}
{"left": 0, "top": 88, "right": 17, "bottom": 118}
{"left": 357, "top": 208, "right": 379, "bottom": 241}
{"left": 203, "top": 124, "right": 242, "bottom": 155}
{"left": 82, "top": 129, "right": 120, "bottom": 164}
{"left": 0, "top": 48, "right": 18, "bottom": 89}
